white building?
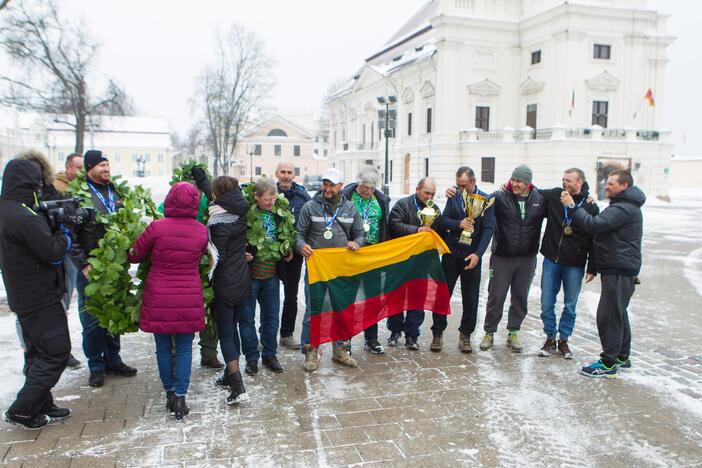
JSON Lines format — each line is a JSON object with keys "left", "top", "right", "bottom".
{"left": 0, "top": 109, "right": 172, "bottom": 178}
{"left": 328, "top": 0, "right": 674, "bottom": 199}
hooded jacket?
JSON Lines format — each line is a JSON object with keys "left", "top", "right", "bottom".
{"left": 295, "top": 191, "right": 366, "bottom": 251}
{"left": 17, "top": 150, "right": 63, "bottom": 201}
{"left": 279, "top": 181, "right": 311, "bottom": 226}
{"left": 207, "top": 187, "right": 251, "bottom": 306}
{"left": 572, "top": 186, "right": 646, "bottom": 276}
{"left": 0, "top": 160, "right": 69, "bottom": 313}
{"left": 491, "top": 186, "right": 546, "bottom": 257}
{"left": 53, "top": 172, "right": 71, "bottom": 193}
{"left": 341, "top": 183, "right": 391, "bottom": 243}
{"left": 128, "top": 183, "right": 209, "bottom": 334}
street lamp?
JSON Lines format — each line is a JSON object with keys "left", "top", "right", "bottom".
{"left": 377, "top": 95, "right": 396, "bottom": 196}
{"left": 247, "top": 143, "right": 255, "bottom": 183}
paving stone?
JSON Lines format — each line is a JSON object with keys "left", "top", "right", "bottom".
{"left": 354, "top": 440, "right": 404, "bottom": 462}
{"left": 81, "top": 419, "right": 125, "bottom": 438}
{"left": 69, "top": 455, "right": 117, "bottom": 467}
{"left": 323, "top": 426, "right": 370, "bottom": 446}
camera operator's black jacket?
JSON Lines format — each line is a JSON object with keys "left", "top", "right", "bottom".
{"left": 70, "top": 178, "right": 121, "bottom": 271}
{"left": 0, "top": 160, "right": 69, "bottom": 313}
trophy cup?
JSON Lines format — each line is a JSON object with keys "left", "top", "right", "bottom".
{"left": 458, "top": 193, "right": 494, "bottom": 245}
{"left": 417, "top": 199, "right": 439, "bottom": 226}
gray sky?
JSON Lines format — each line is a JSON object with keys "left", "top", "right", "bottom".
{"left": 4, "top": 0, "right": 700, "bottom": 156}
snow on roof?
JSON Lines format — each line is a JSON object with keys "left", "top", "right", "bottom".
{"left": 381, "top": 1, "right": 437, "bottom": 48}
{"left": 368, "top": 42, "right": 437, "bottom": 76}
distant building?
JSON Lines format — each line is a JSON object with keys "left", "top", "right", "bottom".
{"left": 328, "top": 0, "right": 675, "bottom": 198}
{"left": 0, "top": 109, "right": 172, "bottom": 178}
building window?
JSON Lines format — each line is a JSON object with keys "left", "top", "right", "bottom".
{"left": 362, "top": 124, "right": 366, "bottom": 144}
{"left": 531, "top": 50, "right": 541, "bottom": 65}
{"left": 132, "top": 153, "right": 138, "bottom": 162}
{"left": 526, "top": 104, "right": 538, "bottom": 130}
{"left": 114, "top": 153, "right": 121, "bottom": 162}
{"left": 592, "top": 100, "right": 609, "bottom": 128}
{"left": 57, "top": 152, "right": 64, "bottom": 162}
{"left": 294, "top": 167, "right": 300, "bottom": 176}
{"left": 475, "top": 106, "right": 490, "bottom": 132}
{"left": 274, "top": 145, "right": 281, "bottom": 157}
{"left": 407, "top": 112, "right": 413, "bottom": 136}
{"left": 333, "top": 131, "right": 337, "bottom": 147}
{"left": 593, "top": 44, "right": 611, "bottom": 60}
{"left": 267, "top": 128, "right": 288, "bottom": 137}
{"left": 158, "top": 153, "right": 164, "bottom": 162}
{"left": 254, "top": 144, "right": 261, "bottom": 155}
{"left": 481, "top": 157, "right": 495, "bottom": 183}
{"left": 426, "top": 107, "right": 432, "bottom": 133}
{"left": 255, "top": 166, "right": 262, "bottom": 175}
{"left": 144, "top": 153, "right": 151, "bottom": 162}
{"left": 323, "top": 149, "right": 328, "bottom": 157}
{"left": 424, "top": 157, "right": 429, "bottom": 177}
{"left": 294, "top": 145, "right": 300, "bottom": 157}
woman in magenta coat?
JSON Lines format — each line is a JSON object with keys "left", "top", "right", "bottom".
{"left": 129, "top": 182, "right": 208, "bottom": 420}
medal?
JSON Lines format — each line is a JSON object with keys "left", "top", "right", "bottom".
{"left": 323, "top": 229, "right": 333, "bottom": 240}
{"left": 363, "top": 222, "right": 370, "bottom": 232}
{"left": 564, "top": 225, "right": 573, "bottom": 235}
{"left": 563, "top": 196, "right": 584, "bottom": 238}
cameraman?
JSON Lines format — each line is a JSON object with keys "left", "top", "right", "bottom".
{"left": 70, "top": 150, "right": 137, "bottom": 387}
{"left": 0, "top": 159, "right": 72, "bottom": 429}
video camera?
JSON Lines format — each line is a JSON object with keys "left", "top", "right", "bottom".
{"left": 34, "top": 198, "right": 96, "bottom": 229}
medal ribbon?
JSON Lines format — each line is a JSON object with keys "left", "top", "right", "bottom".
{"left": 88, "top": 182, "right": 116, "bottom": 213}
{"left": 563, "top": 197, "right": 585, "bottom": 227}
{"left": 360, "top": 196, "right": 374, "bottom": 223}
{"left": 323, "top": 204, "right": 342, "bottom": 231}
{"left": 261, "top": 211, "right": 276, "bottom": 240}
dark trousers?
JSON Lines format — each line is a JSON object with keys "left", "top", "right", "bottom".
{"left": 76, "top": 273, "right": 122, "bottom": 372}
{"left": 597, "top": 274, "right": 635, "bottom": 367}
{"left": 484, "top": 254, "right": 537, "bottom": 333}
{"left": 280, "top": 254, "right": 304, "bottom": 338}
{"left": 432, "top": 254, "right": 482, "bottom": 337}
{"left": 9, "top": 302, "right": 70, "bottom": 418}
{"left": 387, "top": 311, "right": 425, "bottom": 338}
{"left": 198, "top": 319, "right": 219, "bottom": 362}
{"left": 214, "top": 299, "right": 242, "bottom": 363}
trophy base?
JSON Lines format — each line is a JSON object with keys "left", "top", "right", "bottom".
{"left": 458, "top": 232, "right": 474, "bottom": 246}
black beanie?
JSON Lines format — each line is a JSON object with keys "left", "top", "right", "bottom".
{"left": 84, "top": 150, "right": 108, "bottom": 172}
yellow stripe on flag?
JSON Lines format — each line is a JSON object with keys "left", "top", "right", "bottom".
{"left": 307, "top": 231, "right": 450, "bottom": 285}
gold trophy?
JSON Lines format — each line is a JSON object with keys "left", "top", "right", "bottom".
{"left": 458, "top": 193, "right": 494, "bottom": 245}
{"left": 417, "top": 199, "right": 439, "bottom": 226}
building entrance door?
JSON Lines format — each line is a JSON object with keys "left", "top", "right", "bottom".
{"left": 526, "top": 104, "right": 537, "bottom": 139}
{"left": 596, "top": 158, "right": 631, "bottom": 199}
{"left": 403, "top": 154, "right": 411, "bottom": 194}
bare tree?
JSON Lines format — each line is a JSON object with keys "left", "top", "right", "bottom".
{"left": 0, "top": 1, "right": 11, "bottom": 11}
{"left": 193, "top": 24, "right": 275, "bottom": 176}
{"left": 0, "top": 0, "right": 132, "bottom": 154}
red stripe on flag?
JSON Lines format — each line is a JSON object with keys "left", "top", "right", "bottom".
{"left": 309, "top": 278, "right": 450, "bottom": 346}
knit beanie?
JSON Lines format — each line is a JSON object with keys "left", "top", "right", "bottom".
{"left": 511, "top": 164, "right": 533, "bottom": 185}
{"left": 84, "top": 150, "right": 108, "bottom": 172}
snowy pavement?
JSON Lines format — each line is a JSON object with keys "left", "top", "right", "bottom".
{"left": 0, "top": 190, "right": 701, "bottom": 467}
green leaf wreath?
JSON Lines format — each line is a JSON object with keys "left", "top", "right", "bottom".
{"left": 67, "top": 170, "right": 160, "bottom": 335}
{"left": 170, "top": 159, "right": 210, "bottom": 186}
{"left": 242, "top": 184, "right": 296, "bottom": 263}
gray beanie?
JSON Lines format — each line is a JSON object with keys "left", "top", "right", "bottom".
{"left": 511, "top": 164, "right": 533, "bottom": 185}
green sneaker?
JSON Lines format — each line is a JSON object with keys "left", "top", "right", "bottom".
{"left": 479, "top": 333, "right": 494, "bottom": 351}
{"left": 615, "top": 357, "right": 632, "bottom": 370}
{"left": 506, "top": 331, "right": 523, "bottom": 353}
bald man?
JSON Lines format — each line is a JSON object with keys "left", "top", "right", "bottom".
{"left": 275, "top": 162, "right": 311, "bottom": 349}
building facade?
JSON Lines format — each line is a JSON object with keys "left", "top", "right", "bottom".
{"left": 328, "top": 0, "right": 674, "bottom": 198}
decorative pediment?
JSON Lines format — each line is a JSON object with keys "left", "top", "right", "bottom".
{"left": 467, "top": 79, "right": 502, "bottom": 97}
{"left": 585, "top": 71, "right": 620, "bottom": 92}
{"left": 519, "top": 77, "right": 545, "bottom": 96}
{"left": 420, "top": 81, "right": 435, "bottom": 99}
{"left": 401, "top": 87, "right": 415, "bottom": 103}
{"left": 363, "top": 101, "right": 376, "bottom": 112}
{"left": 352, "top": 66, "right": 384, "bottom": 93}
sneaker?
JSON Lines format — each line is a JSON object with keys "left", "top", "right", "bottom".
{"left": 539, "top": 338, "right": 557, "bottom": 357}
{"left": 226, "top": 371, "right": 249, "bottom": 405}
{"left": 458, "top": 333, "right": 472, "bottom": 354}
{"left": 405, "top": 336, "right": 419, "bottom": 351}
{"left": 303, "top": 346, "right": 320, "bottom": 372}
{"left": 558, "top": 339, "right": 573, "bottom": 359}
{"left": 4, "top": 411, "right": 49, "bottom": 430}
{"left": 365, "top": 339, "right": 385, "bottom": 354}
{"left": 581, "top": 359, "right": 617, "bottom": 378}
{"left": 506, "top": 332, "right": 523, "bottom": 353}
{"left": 279, "top": 335, "right": 299, "bottom": 350}
{"left": 244, "top": 360, "right": 259, "bottom": 375}
{"left": 479, "top": 333, "right": 494, "bottom": 351}
{"left": 200, "top": 357, "right": 225, "bottom": 370}
{"left": 387, "top": 331, "right": 402, "bottom": 347}
{"left": 215, "top": 370, "right": 229, "bottom": 388}
{"left": 430, "top": 334, "right": 443, "bottom": 352}
{"left": 615, "top": 357, "right": 632, "bottom": 370}
{"left": 42, "top": 405, "right": 71, "bottom": 421}
{"left": 66, "top": 354, "right": 82, "bottom": 370}
{"left": 332, "top": 342, "right": 358, "bottom": 367}
{"left": 262, "top": 356, "right": 284, "bottom": 373}
{"left": 106, "top": 362, "right": 138, "bottom": 377}
{"left": 88, "top": 371, "right": 105, "bottom": 388}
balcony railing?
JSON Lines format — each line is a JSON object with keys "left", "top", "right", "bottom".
{"left": 335, "top": 142, "right": 378, "bottom": 152}
{"left": 459, "top": 126, "right": 668, "bottom": 143}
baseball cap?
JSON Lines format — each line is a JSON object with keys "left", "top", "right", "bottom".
{"left": 321, "top": 167, "right": 343, "bottom": 184}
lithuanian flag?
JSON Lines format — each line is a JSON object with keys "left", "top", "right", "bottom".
{"left": 307, "top": 231, "right": 451, "bottom": 346}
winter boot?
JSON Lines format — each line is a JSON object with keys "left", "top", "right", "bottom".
{"left": 303, "top": 345, "right": 321, "bottom": 372}
{"left": 458, "top": 333, "right": 472, "bottom": 354}
{"left": 226, "top": 371, "right": 249, "bottom": 406}
{"left": 430, "top": 334, "right": 443, "bottom": 352}
{"left": 165, "top": 390, "right": 175, "bottom": 414}
{"left": 332, "top": 342, "right": 358, "bottom": 367}
{"left": 173, "top": 395, "right": 189, "bottom": 421}
{"left": 539, "top": 338, "right": 557, "bottom": 357}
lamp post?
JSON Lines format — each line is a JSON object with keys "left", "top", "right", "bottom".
{"left": 247, "top": 143, "right": 255, "bottom": 182}
{"left": 377, "top": 95, "right": 396, "bottom": 196}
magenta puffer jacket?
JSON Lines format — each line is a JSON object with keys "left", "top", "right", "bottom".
{"left": 129, "top": 182, "right": 209, "bottom": 334}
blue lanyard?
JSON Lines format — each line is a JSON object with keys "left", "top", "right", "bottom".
{"left": 88, "top": 182, "right": 115, "bottom": 213}
{"left": 360, "top": 196, "right": 374, "bottom": 222}
{"left": 323, "top": 204, "right": 342, "bottom": 230}
{"left": 261, "top": 211, "right": 276, "bottom": 239}
{"left": 563, "top": 197, "right": 585, "bottom": 226}
{"left": 457, "top": 191, "right": 465, "bottom": 212}
{"left": 413, "top": 195, "right": 421, "bottom": 213}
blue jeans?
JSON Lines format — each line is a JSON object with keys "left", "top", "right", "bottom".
{"left": 76, "top": 272, "right": 122, "bottom": 372}
{"left": 540, "top": 258, "right": 585, "bottom": 340}
{"left": 153, "top": 333, "right": 194, "bottom": 396}
{"left": 240, "top": 275, "right": 280, "bottom": 362}
{"left": 214, "top": 299, "right": 242, "bottom": 363}
{"left": 300, "top": 269, "right": 347, "bottom": 352}
{"left": 387, "top": 311, "right": 425, "bottom": 339}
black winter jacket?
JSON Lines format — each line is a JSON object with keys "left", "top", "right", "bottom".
{"left": 492, "top": 188, "right": 546, "bottom": 257}
{"left": 572, "top": 186, "right": 646, "bottom": 276}
{"left": 438, "top": 187, "right": 495, "bottom": 259}
{"left": 69, "top": 178, "right": 121, "bottom": 270}
{"left": 279, "top": 182, "right": 311, "bottom": 226}
{"left": 0, "top": 160, "right": 69, "bottom": 313}
{"left": 208, "top": 188, "right": 251, "bottom": 306}
{"left": 341, "top": 183, "right": 391, "bottom": 243}
{"left": 389, "top": 194, "right": 441, "bottom": 239}
{"left": 539, "top": 184, "right": 599, "bottom": 272}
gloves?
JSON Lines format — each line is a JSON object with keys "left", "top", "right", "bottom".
{"left": 191, "top": 166, "right": 207, "bottom": 183}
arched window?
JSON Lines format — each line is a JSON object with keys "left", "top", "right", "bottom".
{"left": 267, "top": 128, "right": 288, "bottom": 137}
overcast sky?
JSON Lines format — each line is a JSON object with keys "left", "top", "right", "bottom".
{"left": 3, "top": 0, "right": 700, "bottom": 156}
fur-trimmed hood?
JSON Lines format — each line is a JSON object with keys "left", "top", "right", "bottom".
{"left": 17, "top": 149, "right": 55, "bottom": 186}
